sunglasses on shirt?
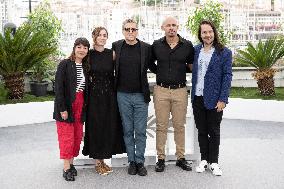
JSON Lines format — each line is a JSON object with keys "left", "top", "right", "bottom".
{"left": 124, "top": 28, "right": 138, "bottom": 32}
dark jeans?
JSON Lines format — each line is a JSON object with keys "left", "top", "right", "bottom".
{"left": 192, "top": 96, "right": 223, "bottom": 163}
{"left": 117, "top": 92, "right": 148, "bottom": 164}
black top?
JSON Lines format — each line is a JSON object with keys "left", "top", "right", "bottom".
{"left": 112, "top": 39, "right": 152, "bottom": 103}
{"left": 89, "top": 48, "right": 114, "bottom": 97}
{"left": 150, "top": 35, "right": 194, "bottom": 85}
{"left": 90, "top": 48, "right": 113, "bottom": 73}
{"left": 117, "top": 41, "right": 142, "bottom": 93}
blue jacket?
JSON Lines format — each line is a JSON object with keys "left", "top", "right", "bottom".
{"left": 191, "top": 44, "right": 233, "bottom": 110}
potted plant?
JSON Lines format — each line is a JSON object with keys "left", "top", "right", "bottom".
{"left": 28, "top": 58, "right": 56, "bottom": 96}
{"left": 0, "top": 24, "right": 57, "bottom": 99}
{"left": 235, "top": 37, "right": 284, "bottom": 96}
{"left": 0, "top": 1, "right": 61, "bottom": 100}
{"left": 26, "top": 0, "right": 63, "bottom": 96}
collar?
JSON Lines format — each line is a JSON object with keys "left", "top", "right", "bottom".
{"left": 201, "top": 44, "right": 215, "bottom": 51}
{"left": 123, "top": 38, "right": 140, "bottom": 46}
{"left": 161, "top": 34, "right": 185, "bottom": 44}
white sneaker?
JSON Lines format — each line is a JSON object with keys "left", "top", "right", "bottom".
{"left": 195, "top": 160, "right": 208, "bottom": 173}
{"left": 209, "top": 163, "right": 222, "bottom": 176}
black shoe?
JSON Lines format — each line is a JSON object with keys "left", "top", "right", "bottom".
{"left": 63, "top": 169, "right": 75, "bottom": 181}
{"left": 155, "top": 159, "right": 165, "bottom": 172}
{"left": 70, "top": 164, "right": 77, "bottom": 176}
{"left": 176, "top": 158, "right": 192, "bottom": 171}
{"left": 136, "top": 163, "right": 147, "bottom": 176}
{"left": 128, "top": 161, "right": 137, "bottom": 175}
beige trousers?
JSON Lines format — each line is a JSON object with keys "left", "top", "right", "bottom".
{"left": 153, "top": 85, "right": 188, "bottom": 160}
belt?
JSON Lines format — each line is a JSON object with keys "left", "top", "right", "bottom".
{"left": 157, "top": 82, "right": 186, "bottom": 89}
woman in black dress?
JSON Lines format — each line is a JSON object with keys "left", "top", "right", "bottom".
{"left": 82, "top": 27, "right": 125, "bottom": 175}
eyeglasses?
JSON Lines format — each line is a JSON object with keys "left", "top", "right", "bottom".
{"left": 124, "top": 28, "right": 138, "bottom": 32}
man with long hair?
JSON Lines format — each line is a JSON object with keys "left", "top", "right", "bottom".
{"left": 191, "top": 20, "right": 233, "bottom": 176}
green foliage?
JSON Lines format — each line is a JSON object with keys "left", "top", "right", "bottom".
{"left": 27, "top": 0, "right": 63, "bottom": 82}
{"left": 230, "top": 87, "right": 284, "bottom": 101}
{"left": 0, "top": 81, "right": 8, "bottom": 103}
{"left": 28, "top": 0, "right": 62, "bottom": 48}
{"left": 186, "top": 0, "right": 231, "bottom": 45}
{"left": 235, "top": 37, "right": 284, "bottom": 69}
{"left": 0, "top": 25, "right": 57, "bottom": 76}
{"left": 0, "top": 92, "right": 55, "bottom": 105}
{"left": 28, "top": 59, "right": 56, "bottom": 83}
{"left": 232, "top": 61, "right": 250, "bottom": 67}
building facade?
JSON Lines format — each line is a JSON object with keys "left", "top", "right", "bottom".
{"left": 1, "top": 0, "right": 284, "bottom": 55}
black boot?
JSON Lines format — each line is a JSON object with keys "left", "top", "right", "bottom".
{"left": 137, "top": 163, "right": 147, "bottom": 176}
{"left": 155, "top": 159, "right": 165, "bottom": 172}
{"left": 176, "top": 158, "right": 192, "bottom": 171}
{"left": 70, "top": 164, "right": 77, "bottom": 176}
{"left": 128, "top": 161, "right": 137, "bottom": 175}
{"left": 63, "top": 169, "right": 75, "bottom": 181}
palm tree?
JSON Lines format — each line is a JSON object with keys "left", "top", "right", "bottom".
{"left": 0, "top": 24, "right": 56, "bottom": 99}
{"left": 235, "top": 37, "right": 284, "bottom": 96}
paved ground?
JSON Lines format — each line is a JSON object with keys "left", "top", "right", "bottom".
{"left": 0, "top": 119, "right": 284, "bottom": 189}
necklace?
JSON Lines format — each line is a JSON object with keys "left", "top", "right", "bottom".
{"left": 168, "top": 42, "right": 178, "bottom": 49}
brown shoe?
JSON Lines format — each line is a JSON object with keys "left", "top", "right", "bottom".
{"left": 95, "top": 163, "right": 108, "bottom": 175}
{"left": 102, "top": 162, "right": 113, "bottom": 173}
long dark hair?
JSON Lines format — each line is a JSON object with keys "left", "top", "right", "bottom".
{"left": 68, "top": 37, "right": 90, "bottom": 73}
{"left": 198, "top": 20, "right": 224, "bottom": 51}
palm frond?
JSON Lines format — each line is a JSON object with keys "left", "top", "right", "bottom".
{"left": 235, "top": 37, "right": 284, "bottom": 70}
{"left": 0, "top": 24, "right": 57, "bottom": 76}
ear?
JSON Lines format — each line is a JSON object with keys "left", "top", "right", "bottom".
{"left": 161, "top": 25, "right": 164, "bottom": 31}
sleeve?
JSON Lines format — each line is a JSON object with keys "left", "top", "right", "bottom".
{"left": 54, "top": 60, "right": 67, "bottom": 112}
{"left": 148, "top": 43, "right": 157, "bottom": 74}
{"left": 185, "top": 42, "right": 194, "bottom": 73}
{"left": 219, "top": 48, "right": 233, "bottom": 104}
{"left": 186, "top": 41, "right": 194, "bottom": 65}
{"left": 111, "top": 42, "right": 116, "bottom": 51}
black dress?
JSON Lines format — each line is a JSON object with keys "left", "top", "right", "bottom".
{"left": 82, "top": 48, "right": 125, "bottom": 159}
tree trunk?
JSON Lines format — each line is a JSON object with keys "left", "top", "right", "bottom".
{"left": 3, "top": 72, "right": 25, "bottom": 99}
{"left": 257, "top": 76, "right": 275, "bottom": 96}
